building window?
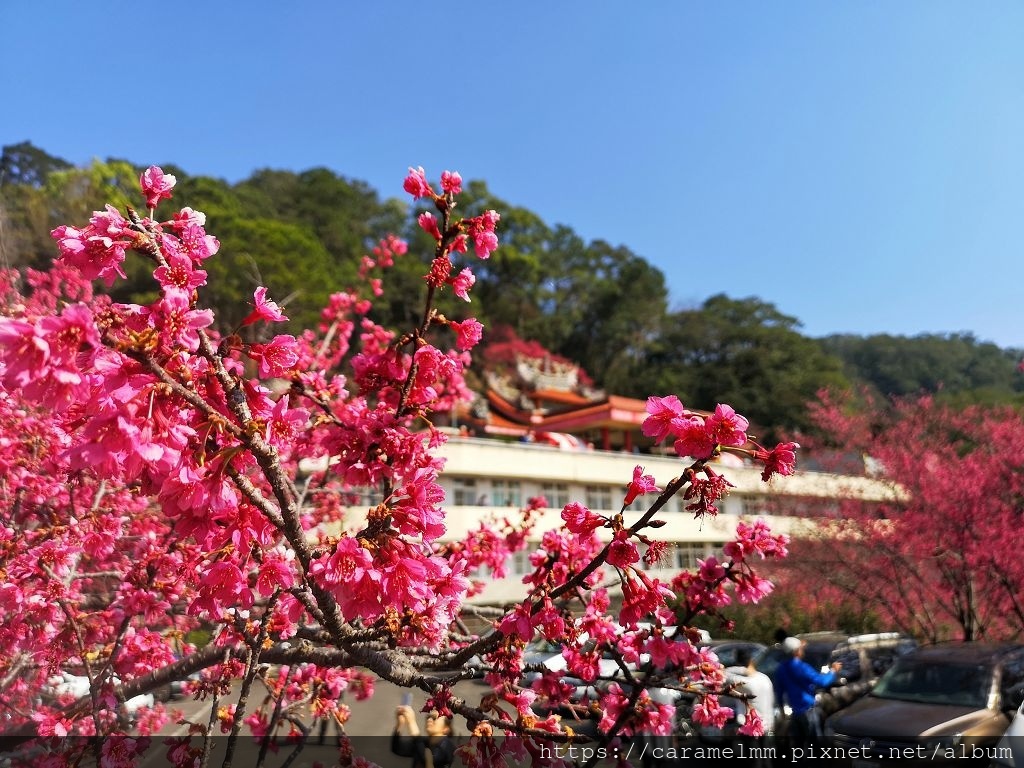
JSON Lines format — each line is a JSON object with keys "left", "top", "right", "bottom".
{"left": 659, "top": 494, "right": 679, "bottom": 514}
{"left": 540, "top": 482, "right": 571, "bottom": 509}
{"left": 469, "top": 564, "right": 489, "bottom": 580}
{"left": 511, "top": 549, "right": 533, "bottom": 576}
{"left": 639, "top": 543, "right": 660, "bottom": 570}
{"left": 452, "top": 477, "right": 478, "bottom": 506}
{"left": 626, "top": 491, "right": 649, "bottom": 512}
{"left": 673, "top": 542, "right": 708, "bottom": 571}
{"left": 742, "top": 495, "right": 769, "bottom": 517}
{"left": 342, "top": 486, "right": 384, "bottom": 507}
{"left": 640, "top": 541, "right": 712, "bottom": 571}
{"left": 585, "top": 485, "right": 613, "bottom": 511}
{"left": 492, "top": 480, "right": 522, "bottom": 508}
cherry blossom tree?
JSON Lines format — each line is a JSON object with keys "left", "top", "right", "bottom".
{"left": 777, "top": 391, "right": 1024, "bottom": 643}
{"left": 0, "top": 166, "right": 795, "bottom": 767}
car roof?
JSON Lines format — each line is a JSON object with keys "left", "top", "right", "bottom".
{"left": 797, "top": 631, "right": 913, "bottom": 648}
{"left": 799, "top": 631, "right": 850, "bottom": 641}
{"left": 903, "top": 642, "right": 1024, "bottom": 664}
{"left": 702, "top": 639, "right": 763, "bottom": 648}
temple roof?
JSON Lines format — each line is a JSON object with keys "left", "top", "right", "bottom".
{"left": 457, "top": 351, "right": 654, "bottom": 449}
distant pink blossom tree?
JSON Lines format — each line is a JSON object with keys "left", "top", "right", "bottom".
{"left": 777, "top": 390, "right": 1024, "bottom": 643}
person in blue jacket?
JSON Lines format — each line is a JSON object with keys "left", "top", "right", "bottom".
{"left": 773, "top": 637, "right": 842, "bottom": 751}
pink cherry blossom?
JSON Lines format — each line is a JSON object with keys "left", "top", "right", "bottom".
{"left": 738, "top": 708, "right": 765, "bottom": 737}
{"left": 623, "top": 465, "right": 659, "bottom": 505}
{"left": 440, "top": 170, "right": 463, "bottom": 195}
{"left": 607, "top": 530, "right": 640, "bottom": 569}
{"left": 448, "top": 267, "right": 476, "bottom": 301}
{"left": 256, "top": 549, "right": 297, "bottom": 597}
{"left": 403, "top": 166, "right": 433, "bottom": 198}
{"left": 32, "top": 712, "right": 74, "bottom": 738}
{"left": 706, "top": 403, "right": 749, "bottom": 447}
{"left": 0, "top": 318, "right": 49, "bottom": 389}
{"left": 0, "top": 165, "right": 791, "bottom": 760}
{"left": 671, "top": 413, "right": 716, "bottom": 460}
{"left": 498, "top": 604, "right": 535, "bottom": 642}
{"left": 418, "top": 212, "right": 442, "bottom": 241}
{"left": 463, "top": 210, "right": 500, "bottom": 259}
{"left": 643, "top": 539, "right": 670, "bottom": 567}
{"left": 247, "top": 334, "right": 299, "bottom": 377}
{"left": 449, "top": 317, "right": 483, "bottom": 351}
{"left": 734, "top": 572, "right": 774, "bottom": 603}
{"left": 424, "top": 255, "right": 452, "bottom": 288}
{"left": 140, "top": 165, "right": 177, "bottom": 209}
{"left": 691, "top": 694, "right": 734, "bottom": 729}
{"left": 684, "top": 466, "right": 734, "bottom": 517}
{"left": 177, "top": 222, "right": 220, "bottom": 262}
{"left": 262, "top": 394, "right": 309, "bottom": 448}
{"left": 139, "top": 290, "right": 207, "bottom": 354}
{"left": 560, "top": 502, "right": 604, "bottom": 534}
{"left": 698, "top": 555, "right": 727, "bottom": 582}
{"left": 152, "top": 251, "right": 208, "bottom": 291}
{"left": 756, "top": 441, "right": 800, "bottom": 481}
{"left": 51, "top": 207, "right": 132, "bottom": 286}
{"left": 241, "top": 286, "right": 289, "bottom": 326}
{"left": 642, "top": 395, "right": 685, "bottom": 442}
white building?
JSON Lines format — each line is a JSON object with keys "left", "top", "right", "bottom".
{"left": 435, "top": 435, "right": 897, "bottom": 603}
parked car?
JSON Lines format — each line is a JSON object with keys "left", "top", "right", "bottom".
{"left": 826, "top": 643, "right": 1024, "bottom": 765}
{"left": 519, "top": 638, "right": 566, "bottom": 685}
{"left": 705, "top": 639, "right": 769, "bottom": 671}
{"left": 165, "top": 668, "right": 204, "bottom": 700}
{"left": 990, "top": 697, "right": 1024, "bottom": 767}
{"left": 44, "top": 672, "right": 156, "bottom": 721}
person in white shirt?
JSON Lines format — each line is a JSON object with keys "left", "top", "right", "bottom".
{"left": 725, "top": 647, "right": 776, "bottom": 766}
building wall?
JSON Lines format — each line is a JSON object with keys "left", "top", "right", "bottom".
{"left": 434, "top": 437, "right": 897, "bottom": 604}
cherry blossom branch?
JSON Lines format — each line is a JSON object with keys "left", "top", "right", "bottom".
{"left": 223, "top": 593, "right": 279, "bottom": 768}
{"left": 123, "top": 348, "right": 245, "bottom": 439}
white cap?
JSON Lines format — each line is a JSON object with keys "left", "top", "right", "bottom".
{"left": 782, "top": 637, "right": 802, "bottom": 655}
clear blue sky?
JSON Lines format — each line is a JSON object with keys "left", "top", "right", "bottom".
{"left": 3, "top": 2, "right": 1022, "bottom": 348}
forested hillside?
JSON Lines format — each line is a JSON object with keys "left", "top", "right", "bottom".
{"left": 3, "top": 141, "right": 1022, "bottom": 438}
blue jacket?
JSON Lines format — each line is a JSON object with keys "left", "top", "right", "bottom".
{"left": 773, "top": 656, "right": 838, "bottom": 716}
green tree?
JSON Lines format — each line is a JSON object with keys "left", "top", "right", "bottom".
{"left": 1, "top": 141, "right": 72, "bottom": 188}
{"left": 821, "top": 332, "right": 1024, "bottom": 403}
{"left": 235, "top": 168, "right": 405, "bottom": 262}
{"left": 551, "top": 239, "right": 668, "bottom": 395}
{"left": 0, "top": 156, "right": 139, "bottom": 270}
{"left": 450, "top": 181, "right": 670, "bottom": 392}
{"left": 199, "top": 216, "right": 351, "bottom": 332}
{"left": 645, "top": 295, "right": 849, "bottom": 439}
{"left": 450, "top": 180, "right": 551, "bottom": 339}
{"left": 172, "top": 174, "right": 248, "bottom": 221}
{"left": 0, "top": 142, "right": 73, "bottom": 268}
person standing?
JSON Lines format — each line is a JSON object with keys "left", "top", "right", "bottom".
{"left": 726, "top": 647, "right": 776, "bottom": 767}
{"left": 391, "top": 705, "right": 456, "bottom": 768}
{"left": 773, "top": 637, "right": 841, "bottom": 753}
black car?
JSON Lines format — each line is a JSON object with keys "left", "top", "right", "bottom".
{"left": 827, "top": 643, "right": 1024, "bottom": 766}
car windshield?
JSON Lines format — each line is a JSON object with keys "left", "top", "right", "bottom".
{"left": 872, "top": 658, "right": 993, "bottom": 708}
{"left": 755, "top": 647, "right": 785, "bottom": 678}
{"left": 804, "top": 646, "right": 835, "bottom": 671}
{"left": 526, "top": 639, "right": 562, "bottom": 655}
{"left": 710, "top": 643, "right": 758, "bottom": 668}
